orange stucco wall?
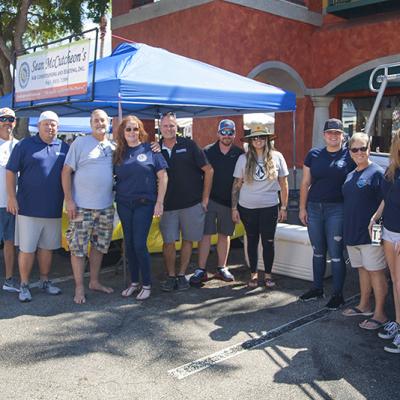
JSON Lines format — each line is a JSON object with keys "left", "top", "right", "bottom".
{"left": 111, "top": 0, "right": 400, "bottom": 164}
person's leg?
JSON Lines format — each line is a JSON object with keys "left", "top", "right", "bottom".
{"left": 259, "top": 205, "right": 278, "bottom": 279}
{"left": 324, "top": 203, "right": 346, "bottom": 295}
{"left": 198, "top": 235, "right": 212, "bottom": 269}
{"left": 117, "top": 202, "right": 139, "bottom": 284}
{"left": 37, "top": 248, "right": 53, "bottom": 281}
{"left": 370, "top": 269, "right": 388, "bottom": 322}
{"left": 88, "top": 208, "right": 114, "bottom": 294}
{"left": 71, "top": 254, "right": 86, "bottom": 304}
{"left": 384, "top": 241, "right": 400, "bottom": 323}
{"left": 306, "top": 202, "right": 327, "bottom": 291}
{"left": 3, "top": 240, "right": 15, "bottom": 279}
{"left": 239, "top": 205, "right": 260, "bottom": 282}
{"left": 19, "top": 252, "right": 36, "bottom": 285}
{"left": 216, "top": 234, "right": 230, "bottom": 268}
{"left": 159, "top": 211, "right": 179, "bottom": 277}
{"left": 357, "top": 267, "right": 372, "bottom": 311}
{"left": 179, "top": 240, "right": 193, "bottom": 275}
{"left": 162, "top": 241, "right": 176, "bottom": 276}
{"left": 131, "top": 202, "right": 154, "bottom": 287}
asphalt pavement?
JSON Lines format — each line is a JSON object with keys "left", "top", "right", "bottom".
{"left": 0, "top": 245, "right": 398, "bottom": 400}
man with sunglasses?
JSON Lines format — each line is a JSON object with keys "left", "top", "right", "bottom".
{"left": 0, "top": 108, "right": 19, "bottom": 293}
{"left": 190, "top": 119, "right": 244, "bottom": 286}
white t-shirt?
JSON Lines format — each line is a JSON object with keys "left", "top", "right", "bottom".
{"left": 64, "top": 135, "right": 115, "bottom": 209}
{"left": 233, "top": 150, "right": 289, "bottom": 209}
{"left": 0, "top": 137, "right": 18, "bottom": 207}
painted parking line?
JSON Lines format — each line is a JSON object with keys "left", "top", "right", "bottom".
{"left": 168, "top": 294, "right": 359, "bottom": 380}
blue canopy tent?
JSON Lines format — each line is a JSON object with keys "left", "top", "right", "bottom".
{"left": 7, "top": 42, "right": 296, "bottom": 118}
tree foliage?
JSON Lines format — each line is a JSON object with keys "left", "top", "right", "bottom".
{"left": 0, "top": 0, "right": 110, "bottom": 95}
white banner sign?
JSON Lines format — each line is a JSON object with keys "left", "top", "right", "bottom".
{"left": 15, "top": 39, "right": 90, "bottom": 102}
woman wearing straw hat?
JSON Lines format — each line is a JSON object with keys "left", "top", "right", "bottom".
{"left": 232, "top": 125, "right": 289, "bottom": 288}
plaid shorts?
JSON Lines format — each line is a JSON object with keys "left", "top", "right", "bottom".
{"left": 66, "top": 206, "right": 115, "bottom": 257}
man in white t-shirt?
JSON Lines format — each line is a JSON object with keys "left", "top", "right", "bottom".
{"left": 62, "top": 109, "right": 115, "bottom": 304}
{"left": 0, "top": 108, "right": 19, "bottom": 293}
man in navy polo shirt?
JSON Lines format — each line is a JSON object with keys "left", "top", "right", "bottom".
{"left": 190, "top": 119, "right": 244, "bottom": 286}
{"left": 159, "top": 112, "right": 214, "bottom": 292}
{"left": 6, "top": 111, "right": 69, "bottom": 302}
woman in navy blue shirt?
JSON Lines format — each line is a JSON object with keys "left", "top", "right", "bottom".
{"left": 299, "top": 119, "right": 355, "bottom": 310}
{"left": 370, "top": 129, "right": 400, "bottom": 354}
{"left": 114, "top": 116, "right": 168, "bottom": 300}
{"left": 341, "top": 132, "right": 387, "bottom": 330}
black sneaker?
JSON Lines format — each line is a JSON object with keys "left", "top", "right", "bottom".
{"left": 299, "top": 288, "right": 324, "bottom": 302}
{"left": 326, "top": 294, "right": 345, "bottom": 310}
{"left": 189, "top": 269, "right": 208, "bottom": 286}
{"left": 176, "top": 275, "right": 190, "bottom": 291}
{"left": 161, "top": 276, "right": 177, "bottom": 292}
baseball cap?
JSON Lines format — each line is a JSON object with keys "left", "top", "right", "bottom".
{"left": 38, "top": 111, "right": 59, "bottom": 124}
{"left": 323, "top": 118, "right": 344, "bottom": 133}
{"left": 218, "top": 119, "right": 235, "bottom": 132}
{"left": 0, "top": 108, "right": 16, "bottom": 118}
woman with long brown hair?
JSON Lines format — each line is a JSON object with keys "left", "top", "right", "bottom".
{"left": 232, "top": 126, "right": 289, "bottom": 288}
{"left": 370, "top": 129, "right": 400, "bottom": 353}
{"left": 113, "top": 115, "right": 168, "bottom": 300}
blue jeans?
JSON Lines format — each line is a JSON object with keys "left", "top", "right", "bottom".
{"left": 117, "top": 199, "right": 155, "bottom": 286}
{"left": 307, "top": 202, "right": 346, "bottom": 295}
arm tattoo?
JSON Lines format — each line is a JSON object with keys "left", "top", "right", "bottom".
{"left": 231, "top": 178, "right": 242, "bottom": 209}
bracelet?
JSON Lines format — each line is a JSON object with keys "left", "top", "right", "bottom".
{"left": 232, "top": 208, "right": 237, "bottom": 211}
{"left": 280, "top": 206, "right": 287, "bottom": 211}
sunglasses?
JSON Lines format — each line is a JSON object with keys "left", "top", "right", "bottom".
{"left": 219, "top": 129, "right": 235, "bottom": 136}
{"left": 251, "top": 136, "right": 267, "bottom": 141}
{"left": 0, "top": 116, "right": 16, "bottom": 123}
{"left": 350, "top": 146, "right": 368, "bottom": 153}
{"left": 125, "top": 127, "right": 140, "bottom": 132}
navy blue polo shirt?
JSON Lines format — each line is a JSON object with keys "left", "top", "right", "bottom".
{"left": 342, "top": 163, "right": 384, "bottom": 245}
{"left": 114, "top": 143, "right": 168, "bottom": 204}
{"left": 304, "top": 147, "right": 355, "bottom": 203}
{"left": 204, "top": 141, "right": 244, "bottom": 207}
{"left": 6, "top": 135, "right": 69, "bottom": 218}
{"left": 382, "top": 168, "right": 400, "bottom": 233}
{"left": 161, "top": 136, "right": 209, "bottom": 211}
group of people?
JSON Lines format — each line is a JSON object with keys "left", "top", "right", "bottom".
{"left": 0, "top": 106, "right": 399, "bottom": 355}
{"left": 298, "top": 118, "right": 400, "bottom": 354}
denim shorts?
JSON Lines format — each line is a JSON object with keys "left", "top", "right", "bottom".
{"left": 0, "top": 207, "right": 15, "bottom": 242}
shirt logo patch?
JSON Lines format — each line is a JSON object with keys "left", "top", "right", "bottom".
{"left": 254, "top": 162, "right": 266, "bottom": 181}
{"left": 336, "top": 160, "right": 346, "bottom": 168}
{"left": 176, "top": 148, "right": 187, "bottom": 153}
{"left": 356, "top": 178, "right": 368, "bottom": 188}
{"left": 137, "top": 154, "right": 147, "bottom": 162}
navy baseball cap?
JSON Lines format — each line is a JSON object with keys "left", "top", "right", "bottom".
{"left": 218, "top": 119, "right": 235, "bottom": 132}
{"left": 323, "top": 118, "right": 344, "bottom": 133}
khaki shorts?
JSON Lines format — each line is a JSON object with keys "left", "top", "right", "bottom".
{"left": 15, "top": 215, "right": 61, "bottom": 253}
{"left": 66, "top": 206, "right": 115, "bottom": 257}
{"left": 346, "top": 244, "right": 386, "bottom": 271}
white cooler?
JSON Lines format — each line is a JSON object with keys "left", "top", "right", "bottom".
{"left": 244, "top": 223, "right": 332, "bottom": 282}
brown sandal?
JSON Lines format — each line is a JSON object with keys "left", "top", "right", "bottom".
{"left": 247, "top": 278, "right": 258, "bottom": 288}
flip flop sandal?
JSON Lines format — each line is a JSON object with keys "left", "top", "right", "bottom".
{"left": 136, "top": 286, "right": 151, "bottom": 300}
{"left": 359, "top": 318, "right": 388, "bottom": 330}
{"left": 247, "top": 278, "right": 259, "bottom": 288}
{"left": 121, "top": 283, "right": 140, "bottom": 297}
{"left": 342, "top": 306, "right": 374, "bottom": 317}
{"left": 265, "top": 278, "right": 276, "bottom": 288}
